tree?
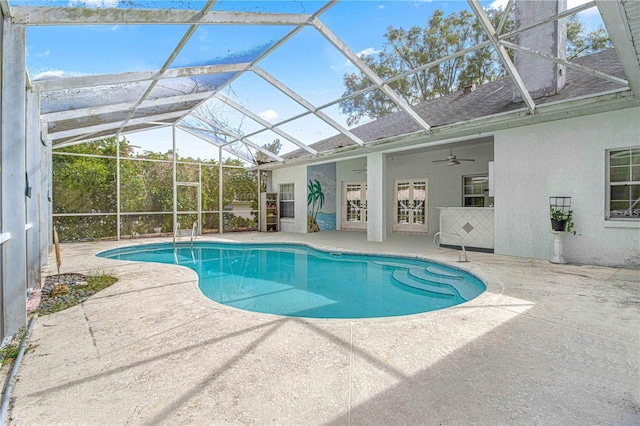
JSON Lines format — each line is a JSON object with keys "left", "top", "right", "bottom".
{"left": 255, "top": 138, "right": 282, "bottom": 164}
{"left": 340, "top": 8, "right": 610, "bottom": 125}
{"left": 566, "top": 15, "right": 612, "bottom": 59}
{"left": 339, "top": 8, "right": 509, "bottom": 126}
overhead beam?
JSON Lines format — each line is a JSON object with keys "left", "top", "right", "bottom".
{"left": 53, "top": 123, "right": 170, "bottom": 149}
{"left": 312, "top": 17, "right": 432, "bottom": 133}
{"left": 42, "top": 90, "right": 216, "bottom": 121}
{"left": 0, "top": 1, "right": 10, "bottom": 17}
{"left": 178, "top": 125, "right": 254, "bottom": 163}
{"left": 502, "top": 41, "right": 629, "bottom": 86}
{"left": 468, "top": 0, "right": 536, "bottom": 114}
{"left": 495, "top": 0, "right": 514, "bottom": 35}
{"left": 253, "top": 67, "right": 364, "bottom": 146}
{"left": 33, "top": 62, "right": 250, "bottom": 92}
{"left": 49, "top": 110, "right": 185, "bottom": 140}
{"left": 12, "top": 6, "right": 312, "bottom": 26}
{"left": 215, "top": 93, "right": 318, "bottom": 154}
{"left": 595, "top": 0, "right": 640, "bottom": 96}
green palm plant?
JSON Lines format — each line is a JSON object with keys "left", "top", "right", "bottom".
{"left": 307, "top": 179, "right": 325, "bottom": 232}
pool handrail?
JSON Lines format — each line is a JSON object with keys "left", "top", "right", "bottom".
{"left": 433, "top": 231, "right": 469, "bottom": 262}
{"left": 191, "top": 222, "right": 197, "bottom": 247}
{"left": 173, "top": 222, "right": 180, "bottom": 246}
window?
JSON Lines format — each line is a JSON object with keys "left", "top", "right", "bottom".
{"left": 463, "top": 175, "right": 492, "bottom": 207}
{"left": 607, "top": 148, "right": 640, "bottom": 219}
{"left": 279, "top": 183, "right": 295, "bottom": 218}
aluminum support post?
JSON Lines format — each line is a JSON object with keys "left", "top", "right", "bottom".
{"left": 25, "top": 89, "right": 41, "bottom": 288}
{"left": 1, "top": 18, "right": 27, "bottom": 337}
{"left": 366, "top": 152, "right": 386, "bottom": 242}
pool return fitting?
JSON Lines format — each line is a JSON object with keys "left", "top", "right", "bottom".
{"left": 433, "top": 232, "right": 469, "bottom": 262}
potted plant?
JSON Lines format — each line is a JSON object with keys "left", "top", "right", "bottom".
{"left": 550, "top": 206, "right": 576, "bottom": 235}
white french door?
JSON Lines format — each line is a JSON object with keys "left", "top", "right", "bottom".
{"left": 341, "top": 181, "right": 367, "bottom": 230}
{"left": 393, "top": 179, "right": 428, "bottom": 233}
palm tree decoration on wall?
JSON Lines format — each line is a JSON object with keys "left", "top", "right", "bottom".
{"left": 307, "top": 179, "right": 325, "bottom": 233}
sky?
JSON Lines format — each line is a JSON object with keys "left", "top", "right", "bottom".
{"left": 18, "top": 0, "right": 605, "bottom": 163}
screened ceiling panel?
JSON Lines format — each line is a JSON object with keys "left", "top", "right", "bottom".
{"left": 277, "top": 113, "right": 340, "bottom": 146}
{"left": 40, "top": 81, "right": 152, "bottom": 114}
{"left": 27, "top": 25, "right": 191, "bottom": 78}
{"left": 47, "top": 110, "right": 132, "bottom": 134}
{"left": 222, "top": 71, "right": 308, "bottom": 122}
{"left": 146, "top": 73, "right": 237, "bottom": 100}
{"left": 54, "top": 120, "right": 175, "bottom": 147}
{"left": 6, "top": 0, "right": 637, "bottom": 164}
{"left": 193, "top": 98, "right": 266, "bottom": 136}
{"left": 12, "top": 1, "right": 206, "bottom": 8}
{"left": 171, "top": 25, "right": 294, "bottom": 69}
{"left": 258, "top": 26, "right": 351, "bottom": 107}
{"left": 132, "top": 101, "right": 201, "bottom": 119}
{"left": 211, "top": 1, "right": 325, "bottom": 14}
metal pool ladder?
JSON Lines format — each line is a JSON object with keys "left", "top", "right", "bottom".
{"left": 173, "top": 222, "right": 197, "bottom": 248}
{"left": 433, "top": 232, "right": 469, "bottom": 262}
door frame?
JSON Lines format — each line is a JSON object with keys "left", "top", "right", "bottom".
{"left": 341, "top": 181, "right": 367, "bottom": 230}
{"left": 393, "top": 178, "right": 428, "bottom": 234}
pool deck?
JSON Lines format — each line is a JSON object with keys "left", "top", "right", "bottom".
{"left": 8, "top": 231, "right": 640, "bottom": 425}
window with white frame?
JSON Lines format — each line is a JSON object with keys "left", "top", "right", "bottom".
{"left": 607, "top": 148, "right": 640, "bottom": 219}
{"left": 463, "top": 175, "right": 492, "bottom": 207}
{"left": 279, "top": 183, "right": 295, "bottom": 219}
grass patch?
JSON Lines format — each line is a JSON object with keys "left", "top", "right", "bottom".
{"left": 37, "top": 272, "right": 118, "bottom": 316}
{"left": 0, "top": 326, "right": 27, "bottom": 365}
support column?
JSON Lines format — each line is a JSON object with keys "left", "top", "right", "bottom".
{"left": 172, "top": 126, "right": 177, "bottom": 236}
{"left": 1, "top": 18, "right": 27, "bottom": 337}
{"left": 116, "top": 134, "right": 121, "bottom": 240}
{"left": 218, "top": 146, "right": 223, "bottom": 234}
{"left": 26, "top": 89, "right": 41, "bottom": 288}
{"left": 366, "top": 152, "right": 386, "bottom": 242}
{"left": 39, "top": 132, "right": 51, "bottom": 266}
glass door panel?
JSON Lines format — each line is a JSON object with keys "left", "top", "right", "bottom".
{"left": 342, "top": 181, "right": 367, "bottom": 230}
{"left": 393, "top": 179, "right": 428, "bottom": 233}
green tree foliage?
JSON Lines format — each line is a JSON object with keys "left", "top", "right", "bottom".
{"left": 566, "top": 15, "right": 612, "bottom": 59}
{"left": 340, "top": 8, "right": 509, "bottom": 125}
{"left": 340, "top": 8, "right": 610, "bottom": 125}
{"left": 53, "top": 137, "right": 259, "bottom": 240}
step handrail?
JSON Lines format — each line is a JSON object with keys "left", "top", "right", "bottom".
{"left": 173, "top": 222, "right": 180, "bottom": 246}
{"left": 433, "top": 231, "right": 469, "bottom": 262}
{"left": 190, "top": 222, "right": 197, "bottom": 247}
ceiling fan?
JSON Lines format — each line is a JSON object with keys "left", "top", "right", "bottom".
{"left": 432, "top": 147, "right": 475, "bottom": 166}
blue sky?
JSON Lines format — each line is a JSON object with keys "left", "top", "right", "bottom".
{"left": 19, "top": 0, "right": 604, "bottom": 162}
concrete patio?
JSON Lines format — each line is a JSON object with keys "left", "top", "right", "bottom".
{"left": 7, "top": 232, "right": 640, "bottom": 425}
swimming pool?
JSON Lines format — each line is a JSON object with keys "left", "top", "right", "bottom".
{"left": 98, "top": 242, "right": 485, "bottom": 319}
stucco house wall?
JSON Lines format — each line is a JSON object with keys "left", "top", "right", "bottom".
{"left": 386, "top": 142, "right": 495, "bottom": 234}
{"left": 272, "top": 164, "right": 308, "bottom": 233}
{"left": 494, "top": 106, "right": 640, "bottom": 267}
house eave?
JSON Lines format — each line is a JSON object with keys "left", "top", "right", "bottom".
{"left": 257, "top": 88, "right": 638, "bottom": 171}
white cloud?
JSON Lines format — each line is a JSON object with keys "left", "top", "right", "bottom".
{"left": 36, "top": 49, "right": 50, "bottom": 58}
{"left": 258, "top": 109, "right": 279, "bottom": 121}
{"left": 357, "top": 47, "right": 380, "bottom": 57}
{"left": 489, "top": 0, "right": 508, "bottom": 9}
{"left": 32, "top": 70, "right": 66, "bottom": 80}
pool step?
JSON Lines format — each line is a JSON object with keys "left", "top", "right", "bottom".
{"left": 408, "top": 268, "right": 464, "bottom": 287}
{"left": 392, "top": 270, "right": 456, "bottom": 297}
{"left": 426, "top": 265, "right": 463, "bottom": 278}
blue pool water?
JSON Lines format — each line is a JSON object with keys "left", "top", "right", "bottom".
{"left": 98, "top": 242, "right": 485, "bottom": 319}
